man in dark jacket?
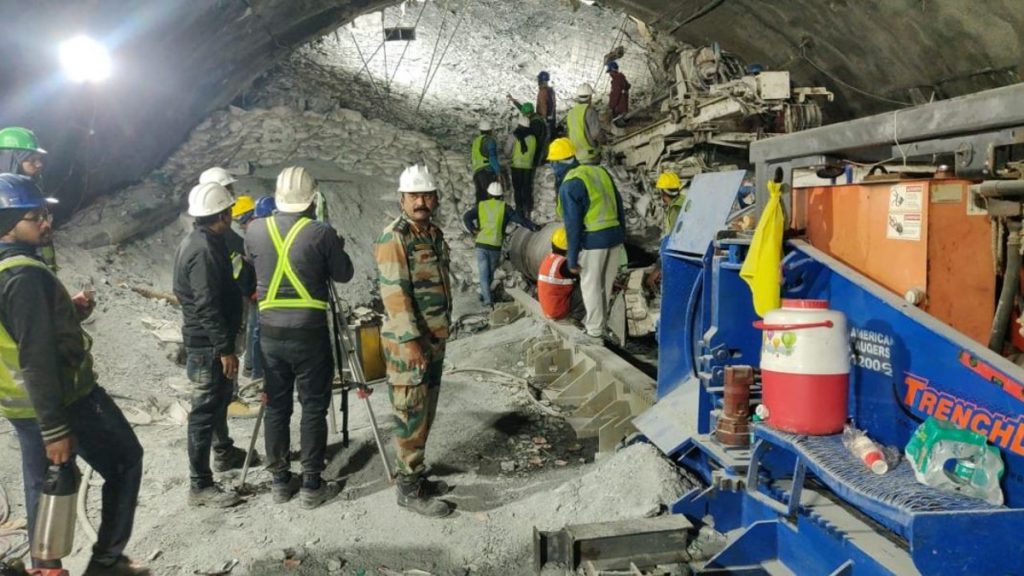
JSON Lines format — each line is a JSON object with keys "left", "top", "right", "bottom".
{"left": 0, "top": 174, "right": 147, "bottom": 576}
{"left": 245, "top": 166, "right": 354, "bottom": 509}
{"left": 173, "top": 181, "right": 253, "bottom": 508}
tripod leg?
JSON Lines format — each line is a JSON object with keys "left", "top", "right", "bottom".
{"left": 239, "top": 403, "right": 266, "bottom": 488}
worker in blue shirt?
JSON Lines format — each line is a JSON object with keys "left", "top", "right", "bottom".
{"left": 558, "top": 161, "right": 625, "bottom": 345}
{"left": 471, "top": 119, "right": 502, "bottom": 203}
{"left": 462, "top": 182, "right": 540, "bottom": 307}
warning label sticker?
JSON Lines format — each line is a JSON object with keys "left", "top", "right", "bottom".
{"left": 887, "top": 184, "right": 923, "bottom": 241}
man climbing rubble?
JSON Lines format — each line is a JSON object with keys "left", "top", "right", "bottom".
{"left": 566, "top": 83, "right": 605, "bottom": 165}
{"left": 606, "top": 61, "right": 631, "bottom": 124}
{"left": 173, "top": 182, "right": 256, "bottom": 508}
{"left": 646, "top": 171, "right": 687, "bottom": 290}
{"left": 245, "top": 166, "right": 353, "bottom": 509}
{"left": 375, "top": 165, "right": 454, "bottom": 517}
{"left": 462, "top": 181, "right": 539, "bottom": 307}
{"left": 0, "top": 174, "right": 148, "bottom": 576}
{"left": 505, "top": 115, "right": 539, "bottom": 216}
{"left": 536, "top": 71, "right": 557, "bottom": 140}
{"left": 471, "top": 119, "right": 502, "bottom": 203}
{"left": 558, "top": 150, "right": 625, "bottom": 345}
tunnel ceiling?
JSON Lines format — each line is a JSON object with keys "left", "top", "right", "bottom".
{"left": 0, "top": 0, "right": 1021, "bottom": 210}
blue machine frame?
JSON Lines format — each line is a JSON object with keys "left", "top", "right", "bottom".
{"left": 645, "top": 172, "right": 1024, "bottom": 575}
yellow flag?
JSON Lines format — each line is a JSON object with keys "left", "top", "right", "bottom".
{"left": 740, "top": 181, "right": 784, "bottom": 317}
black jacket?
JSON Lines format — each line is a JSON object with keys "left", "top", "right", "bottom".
{"left": 245, "top": 213, "right": 354, "bottom": 333}
{"left": 0, "top": 244, "right": 96, "bottom": 442}
{"left": 173, "top": 226, "right": 243, "bottom": 354}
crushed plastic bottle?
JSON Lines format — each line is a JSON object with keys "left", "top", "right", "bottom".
{"left": 905, "top": 417, "right": 1005, "bottom": 506}
{"left": 843, "top": 425, "right": 889, "bottom": 474}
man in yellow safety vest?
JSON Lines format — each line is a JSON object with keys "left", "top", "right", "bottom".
{"left": 470, "top": 119, "right": 501, "bottom": 203}
{"left": 462, "top": 182, "right": 539, "bottom": 307}
{"left": 0, "top": 174, "right": 148, "bottom": 575}
{"left": 566, "top": 83, "right": 605, "bottom": 165}
{"left": 244, "top": 166, "right": 354, "bottom": 509}
{"left": 558, "top": 156, "right": 625, "bottom": 345}
{"left": 506, "top": 115, "right": 538, "bottom": 217}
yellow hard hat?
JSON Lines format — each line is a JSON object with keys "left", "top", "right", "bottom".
{"left": 547, "top": 137, "right": 575, "bottom": 162}
{"left": 231, "top": 195, "right": 255, "bottom": 218}
{"left": 551, "top": 226, "right": 568, "bottom": 250}
{"left": 655, "top": 171, "right": 682, "bottom": 193}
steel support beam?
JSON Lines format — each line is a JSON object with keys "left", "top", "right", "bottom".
{"left": 750, "top": 83, "right": 1024, "bottom": 208}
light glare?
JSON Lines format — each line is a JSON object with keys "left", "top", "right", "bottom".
{"left": 59, "top": 35, "right": 112, "bottom": 83}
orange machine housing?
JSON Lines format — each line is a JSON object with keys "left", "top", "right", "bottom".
{"left": 791, "top": 179, "right": 995, "bottom": 344}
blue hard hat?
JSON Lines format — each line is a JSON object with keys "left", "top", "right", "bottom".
{"left": 748, "top": 63, "right": 764, "bottom": 74}
{"left": 254, "top": 195, "right": 276, "bottom": 218}
{"left": 606, "top": 61, "right": 619, "bottom": 71}
{"left": 0, "top": 173, "right": 56, "bottom": 210}
{"left": 537, "top": 70, "right": 550, "bottom": 82}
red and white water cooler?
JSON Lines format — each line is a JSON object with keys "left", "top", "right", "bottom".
{"left": 755, "top": 299, "right": 850, "bottom": 435}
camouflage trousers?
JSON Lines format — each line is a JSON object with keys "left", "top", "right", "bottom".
{"left": 383, "top": 335, "right": 446, "bottom": 478}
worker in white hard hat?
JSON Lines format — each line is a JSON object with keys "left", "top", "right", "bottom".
{"left": 471, "top": 118, "right": 502, "bottom": 203}
{"left": 566, "top": 82, "right": 605, "bottom": 164}
{"left": 198, "top": 166, "right": 258, "bottom": 418}
{"left": 173, "top": 181, "right": 258, "bottom": 509}
{"left": 244, "top": 166, "right": 354, "bottom": 510}
{"left": 375, "top": 164, "right": 454, "bottom": 518}
{"left": 462, "top": 181, "right": 540, "bottom": 307}
{"left": 504, "top": 115, "right": 539, "bottom": 217}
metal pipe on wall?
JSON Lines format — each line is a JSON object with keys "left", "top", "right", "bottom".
{"left": 989, "top": 220, "right": 1022, "bottom": 352}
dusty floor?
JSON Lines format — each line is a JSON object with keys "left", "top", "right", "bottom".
{"left": 0, "top": 276, "right": 688, "bottom": 575}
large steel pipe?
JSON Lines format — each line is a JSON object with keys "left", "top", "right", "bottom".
{"left": 508, "top": 222, "right": 561, "bottom": 282}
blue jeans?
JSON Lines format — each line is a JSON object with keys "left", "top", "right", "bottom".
{"left": 10, "top": 387, "right": 143, "bottom": 567}
{"left": 244, "top": 304, "right": 264, "bottom": 380}
{"left": 185, "top": 346, "right": 236, "bottom": 488}
{"left": 476, "top": 247, "right": 502, "bottom": 306}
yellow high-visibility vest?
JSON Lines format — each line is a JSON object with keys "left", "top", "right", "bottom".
{"left": 258, "top": 217, "right": 329, "bottom": 311}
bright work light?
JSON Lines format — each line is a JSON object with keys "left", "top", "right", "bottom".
{"left": 59, "top": 35, "right": 112, "bottom": 83}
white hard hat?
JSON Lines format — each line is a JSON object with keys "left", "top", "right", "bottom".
{"left": 487, "top": 182, "right": 503, "bottom": 197}
{"left": 576, "top": 83, "right": 594, "bottom": 100}
{"left": 199, "top": 166, "right": 237, "bottom": 187}
{"left": 398, "top": 164, "right": 437, "bottom": 193}
{"left": 517, "top": 115, "right": 530, "bottom": 128}
{"left": 479, "top": 119, "right": 493, "bottom": 132}
{"left": 188, "top": 182, "right": 235, "bottom": 217}
{"left": 275, "top": 166, "right": 317, "bottom": 213}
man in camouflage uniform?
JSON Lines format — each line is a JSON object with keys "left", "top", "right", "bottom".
{"left": 375, "top": 164, "right": 453, "bottom": 518}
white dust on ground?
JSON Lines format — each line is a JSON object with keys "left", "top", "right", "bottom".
{"left": 1, "top": 305, "right": 689, "bottom": 575}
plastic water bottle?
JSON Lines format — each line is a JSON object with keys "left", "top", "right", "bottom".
{"left": 905, "top": 417, "right": 1005, "bottom": 505}
{"left": 843, "top": 425, "right": 888, "bottom": 475}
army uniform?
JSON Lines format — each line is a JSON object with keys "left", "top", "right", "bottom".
{"left": 375, "top": 215, "right": 452, "bottom": 479}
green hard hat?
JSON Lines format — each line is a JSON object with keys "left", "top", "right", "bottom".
{"left": 0, "top": 127, "right": 46, "bottom": 154}
{"left": 520, "top": 102, "right": 535, "bottom": 115}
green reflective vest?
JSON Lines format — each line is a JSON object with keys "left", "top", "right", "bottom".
{"left": 663, "top": 194, "right": 687, "bottom": 237}
{"left": 471, "top": 134, "right": 493, "bottom": 174}
{"left": 511, "top": 135, "right": 537, "bottom": 169}
{"left": 230, "top": 252, "right": 243, "bottom": 280}
{"left": 259, "top": 217, "right": 329, "bottom": 312}
{"left": 567, "top": 103, "right": 599, "bottom": 164}
{"left": 0, "top": 256, "right": 94, "bottom": 420}
{"left": 476, "top": 199, "right": 507, "bottom": 248}
{"left": 564, "top": 165, "right": 620, "bottom": 233}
